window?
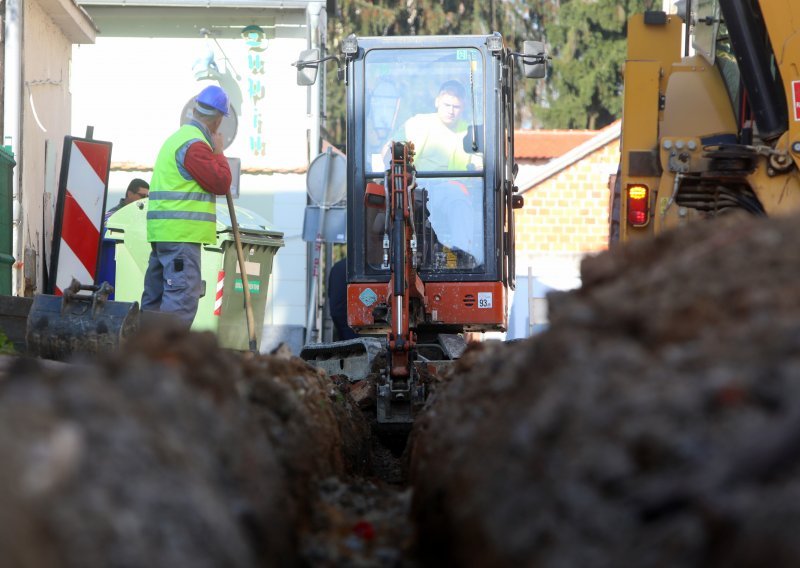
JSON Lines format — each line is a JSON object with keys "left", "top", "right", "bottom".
{"left": 363, "top": 48, "right": 484, "bottom": 175}
{"left": 362, "top": 47, "right": 486, "bottom": 272}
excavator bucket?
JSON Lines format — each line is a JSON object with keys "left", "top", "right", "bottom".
{"left": 302, "top": 333, "right": 467, "bottom": 424}
{"left": 300, "top": 337, "right": 386, "bottom": 382}
{"left": 26, "top": 279, "right": 139, "bottom": 360}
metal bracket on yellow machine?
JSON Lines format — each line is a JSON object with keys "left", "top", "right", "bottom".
{"left": 26, "top": 278, "right": 140, "bottom": 361}
{"left": 300, "top": 337, "right": 386, "bottom": 382}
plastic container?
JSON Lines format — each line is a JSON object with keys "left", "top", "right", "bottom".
{"left": 105, "top": 199, "right": 284, "bottom": 351}
{"left": 0, "top": 147, "right": 16, "bottom": 295}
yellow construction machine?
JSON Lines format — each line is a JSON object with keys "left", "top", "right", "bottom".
{"left": 613, "top": 0, "right": 800, "bottom": 244}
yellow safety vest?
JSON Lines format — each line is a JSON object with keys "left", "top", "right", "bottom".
{"left": 401, "top": 113, "right": 474, "bottom": 171}
{"left": 147, "top": 124, "right": 217, "bottom": 244}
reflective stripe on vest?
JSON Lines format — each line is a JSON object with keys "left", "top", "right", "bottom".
{"left": 148, "top": 190, "right": 215, "bottom": 203}
{"left": 147, "top": 124, "right": 217, "bottom": 244}
{"left": 148, "top": 211, "right": 216, "bottom": 222}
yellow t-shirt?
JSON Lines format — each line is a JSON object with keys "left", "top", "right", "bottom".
{"left": 399, "top": 113, "right": 479, "bottom": 171}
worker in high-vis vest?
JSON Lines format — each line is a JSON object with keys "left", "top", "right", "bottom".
{"left": 141, "top": 85, "right": 232, "bottom": 326}
{"left": 394, "top": 80, "right": 484, "bottom": 267}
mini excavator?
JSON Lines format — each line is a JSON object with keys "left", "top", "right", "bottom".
{"left": 297, "top": 33, "right": 546, "bottom": 424}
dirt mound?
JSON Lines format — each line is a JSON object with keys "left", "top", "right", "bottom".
{"left": 411, "top": 214, "right": 800, "bottom": 567}
{"left": 0, "top": 326, "right": 370, "bottom": 568}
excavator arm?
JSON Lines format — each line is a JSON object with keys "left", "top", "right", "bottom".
{"left": 386, "top": 141, "right": 426, "bottom": 377}
{"left": 380, "top": 141, "right": 427, "bottom": 423}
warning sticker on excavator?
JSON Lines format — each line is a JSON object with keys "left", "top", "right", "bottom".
{"left": 359, "top": 288, "right": 378, "bottom": 307}
{"left": 793, "top": 81, "right": 800, "bottom": 121}
{"left": 478, "top": 292, "right": 493, "bottom": 309}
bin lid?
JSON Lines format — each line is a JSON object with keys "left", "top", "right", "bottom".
{"left": 105, "top": 199, "right": 147, "bottom": 236}
{"left": 215, "top": 204, "right": 284, "bottom": 239}
{"left": 105, "top": 199, "right": 284, "bottom": 247}
{"left": 0, "top": 146, "right": 16, "bottom": 167}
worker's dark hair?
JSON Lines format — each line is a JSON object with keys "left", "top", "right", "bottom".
{"left": 126, "top": 178, "right": 150, "bottom": 194}
{"left": 438, "top": 80, "right": 465, "bottom": 101}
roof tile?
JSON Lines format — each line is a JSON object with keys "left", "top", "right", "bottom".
{"left": 514, "top": 129, "right": 597, "bottom": 160}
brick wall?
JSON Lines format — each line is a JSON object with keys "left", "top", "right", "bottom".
{"left": 516, "top": 140, "right": 619, "bottom": 256}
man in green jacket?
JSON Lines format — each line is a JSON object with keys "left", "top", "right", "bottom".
{"left": 142, "top": 85, "right": 232, "bottom": 326}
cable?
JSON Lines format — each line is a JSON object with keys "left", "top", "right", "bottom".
{"left": 26, "top": 83, "right": 49, "bottom": 133}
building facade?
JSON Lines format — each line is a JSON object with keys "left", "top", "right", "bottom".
{"left": 3, "top": 0, "right": 96, "bottom": 295}
{"left": 509, "top": 121, "right": 621, "bottom": 338}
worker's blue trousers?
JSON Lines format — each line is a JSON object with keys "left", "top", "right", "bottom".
{"left": 141, "top": 242, "right": 202, "bottom": 327}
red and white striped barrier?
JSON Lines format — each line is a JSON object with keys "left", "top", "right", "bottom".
{"left": 50, "top": 137, "right": 112, "bottom": 295}
{"left": 214, "top": 270, "right": 225, "bottom": 316}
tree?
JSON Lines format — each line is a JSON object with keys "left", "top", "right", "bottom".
{"left": 536, "top": 0, "right": 660, "bottom": 129}
{"left": 324, "top": 0, "right": 554, "bottom": 147}
{"left": 322, "top": 0, "right": 656, "bottom": 141}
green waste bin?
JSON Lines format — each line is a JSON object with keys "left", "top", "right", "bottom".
{"left": 105, "top": 199, "right": 284, "bottom": 351}
{"left": 0, "top": 147, "right": 15, "bottom": 295}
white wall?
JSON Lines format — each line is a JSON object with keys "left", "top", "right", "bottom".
{"left": 507, "top": 253, "right": 584, "bottom": 340}
{"left": 17, "top": 0, "right": 91, "bottom": 294}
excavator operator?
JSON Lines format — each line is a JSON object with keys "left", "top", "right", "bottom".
{"left": 394, "top": 80, "right": 483, "bottom": 268}
{"left": 366, "top": 80, "right": 483, "bottom": 270}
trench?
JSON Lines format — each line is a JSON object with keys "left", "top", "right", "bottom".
{"left": 0, "top": 325, "right": 429, "bottom": 568}
{"left": 297, "top": 423, "right": 419, "bottom": 568}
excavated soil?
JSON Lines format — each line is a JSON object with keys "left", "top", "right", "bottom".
{"left": 411, "top": 213, "right": 800, "bottom": 567}
{"left": 0, "top": 324, "right": 401, "bottom": 568}
{"left": 5, "top": 212, "right": 800, "bottom": 566}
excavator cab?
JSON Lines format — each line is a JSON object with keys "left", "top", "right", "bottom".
{"left": 344, "top": 35, "right": 529, "bottom": 335}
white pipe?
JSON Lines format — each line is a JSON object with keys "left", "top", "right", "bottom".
{"left": 305, "top": 147, "right": 332, "bottom": 345}
{"left": 4, "top": 0, "right": 22, "bottom": 295}
{"left": 27, "top": 84, "right": 47, "bottom": 133}
{"left": 304, "top": 1, "right": 324, "bottom": 343}
{"left": 307, "top": 1, "right": 323, "bottom": 159}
